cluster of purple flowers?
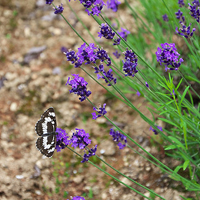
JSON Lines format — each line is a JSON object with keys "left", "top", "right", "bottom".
{"left": 54, "top": 4, "right": 64, "bottom": 14}
{"left": 94, "top": 64, "right": 117, "bottom": 86}
{"left": 92, "top": 103, "right": 107, "bottom": 120}
{"left": 55, "top": 128, "right": 70, "bottom": 152}
{"left": 56, "top": 127, "right": 97, "bottom": 163}
{"left": 67, "top": 197, "right": 85, "bottom": 200}
{"left": 188, "top": 2, "right": 200, "bottom": 22}
{"left": 65, "top": 44, "right": 117, "bottom": 86}
{"left": 70, "top": 128, "right": 91, "bottom": 149}
{"left": 45, "top": 0, "right": 64, "bottom": 14}
{"left": 149, "top": 126, "right": 163, "bottom": 135}
{"left": 122, "top": 50, "right": 138, "bottom": 77}
{"left": 66, "top": 44, "right": 110, "bottom": 67}
{"left": 98, "top": 23, "right": 115, "bottom": 40}
{"left": 81, "top": 0, "right": 106, "bottom": 16}
{"left": 46, "top": 0, "right": 54, "bottom": 4}
{"left": 113, "top": 50, "right": 121, "bottom": 59}
{"left": 107, "top": 0, "right": 121, "bottom": 12}
{"left": 98, "top": 24, "right": 130, "bottom": 45}
{"left": 110, "top": 128, "right": 127, "bottom": 149}
{"left": 155, "top": 43, "right": 184, "bottom": 71}
{"left": 175, "top": 23, "right": 196, "bottom": 38}
{"left": 175, "top": 8, "right": 196, "bottom": 38}
{"left": 96, "top": 48, "right": 111, "bottom": 66}
{"left": 192, "top": 0, "right": 200, "bottom": 6}
{"left": 66, "top": 74, "right": 91, "bottom": 102}
{"left": 178, "top": 0, "right": 185, "bottom": 7}
{"left": 118, "top": 28, "right": 130, "bottom": 42}
{"left": 81, "top": 145, "right": 97, "bottom": 163}
{"left": 175, "top": 9, "right": 185, "bottom": 21}
{"left": 162, "top": 14, "right": 169, "bottom": 22}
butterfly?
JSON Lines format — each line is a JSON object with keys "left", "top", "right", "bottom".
{"left": 35, "top": 107, "right": 57, "bottom": 158}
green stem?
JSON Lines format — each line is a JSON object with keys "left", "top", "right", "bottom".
{"left": 66, "top": 146, "right": 154, "bottom": 199}
{"left": 86, "top": 97, "right": 200, "bottom": 191}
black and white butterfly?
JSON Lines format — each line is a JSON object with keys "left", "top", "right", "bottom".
{"left": 35, "top": 107, "right": 57, "bottom": 158}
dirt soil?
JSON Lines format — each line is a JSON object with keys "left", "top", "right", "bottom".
{"left": 0, "top": 0, "right": 196, "bottom": 200}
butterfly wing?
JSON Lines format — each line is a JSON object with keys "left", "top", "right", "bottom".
{"left": 36, "top": 135, "right": 56, "bottom": 158}
{"left": 35, "top": 107, "right": 57, "bottom": 136}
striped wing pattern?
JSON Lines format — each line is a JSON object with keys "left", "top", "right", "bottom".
{"left": 35, "top": 107, "right": 57, "bottom": 158}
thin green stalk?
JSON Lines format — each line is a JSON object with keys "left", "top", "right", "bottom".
{"left": 94, "top": 154, "right": 165, "bottom": 200}
{"left": 67, "top": 146, "right": 154, "bottom": 199}
{"left": 86, "top": 97, "right": 200, "bottom": 191}
{"left": 87, "top": 98, "right": 200, "bottom": 189}
{"left": 52, "top": 3, "right": 88, "bottom": 45}
{"left": 178, "top": 70, "right": 200, "bottom": 99}
{"left": 65, "top": 0, "right": 100, "bottom": 46}
{"left": 80, "top": 67, "right": 130, "bottom": 106}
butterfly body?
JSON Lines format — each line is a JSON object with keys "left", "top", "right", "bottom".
{"left": 35, "top": 107, "right": 57, "bottom": 157}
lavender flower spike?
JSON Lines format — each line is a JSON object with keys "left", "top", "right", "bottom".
{"left": 66, "top": 74, "right": 91, "bottom": 102}
{"left": 98, "top": 23, "right": 115, "bottom": 40}
{"left": 110, "top": 128, "right": 127, "bottom": 150}
{"left": 55, "top": 128, "right": 70, "bottom": 152}
{"left": 155, "top": 43, "right": 184, "bottom": 71}
{"left": 92, "top": 103, "right": 107, "bottom": 120}
{"left": 54, "top": 4, "right": 64, "bottom": 14}
{"left": 188, "top": 2, "right": 200, "bottom": 22}
{"left": 67, "top": 196, "right": 86, "bottom": 200}
{"left": 46, "top": 0, "right": 54, "bottom": 5}
{"left": 149, "top": 126, "right": 163, "bottom": 135}
{"left": 81, "top": 145, "right": 97, "bottom": 163}
{"left": 70, "top": 128, "right": 91, "bottom": 149}
{"left": 107, "top": 0, "right": 121, "bottom": 12}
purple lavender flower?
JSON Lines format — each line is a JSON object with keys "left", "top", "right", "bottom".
{"left": 110, "top": 128, "right": 127, "bottom": 149}
{"left": 96, "top": 48, "right": 111, "bottom": 66}
{"left": 178, "top": 0, "right": 185, "bottom": 7}
{"left": 162, "top": 14, "right": 169, "bottom": 22}
{"left": 65, "top": 50, "right": 78, "bottom": 64}
{"left": 81, "top": 145, "right": 97, "bottom": 163}
{"left": 94, "top": 64, "right": 117, "bottom": 86}
{"left": 192, "top": 0, "right": 200, "bottom": 6}
{"left": 92, "top": 103, "right": 107, "bottom": 120}
{"left": 113, "top": 37, "right": 121, "bottom": 45}
{"left": 170, "top": 89, "right": 176, "bottom": 96}
{"left": 136, "top": 90, "right": 140, "bottom": 96}
{"left": 77, "top": 43, "right": 97, "bottom": 64}
{"left": 98, "top": 23, "right": 115, "bottom": 40}
{"left": 61, "top": 46, "right": 68, "bottom": 53}
{"left": 70, "top": 128, "right": 91, "bottom": 149}
{"left": 145, "top": 82, "right": 149, "bottom": 88}
{"left": 66, "top": 74, "right": 91, "bottom": 102}
{"left": 122, "top": 50, "right": 138, "bottom": 77}
{"left": 68, "top": 196, "right": 85, "bottom": 200}
{"left": 46, "top": 0, "right": 54, "bottom": 5}
{"left": 175, "top": 23, "right": 196, "bottom": 38}
{"left": 155, "top": 43, "right": 184, "bottom": 71}
{"left": 55, "top": 128, "right": 70, "bottom": 152}
{"left": 54, "top": 4, "right": 64, "bottom": 14}
{"left": 122, "top": 60, "right": 138, "bottom": 77}
{"left": 149, "top": 126, "right": 163, "bottom": 135}
{"left": 113, "top": 50, "right": 121, "bottom": 58}
{"left": 84, "top": 0, "right": 106, "bottom": 16}
{"left": 175, "top": 9, "right": 184, "bottom": 20}
{"left": 188, "top": 2, "right": 200, "bottom": 22}
{"left": 107, "top": 0, "right": 121, "bottom": 12}
{"left": 118, "top": 28, "right": 130, "bottom": 41}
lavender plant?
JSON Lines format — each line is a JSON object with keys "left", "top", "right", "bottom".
{"left": 39, "top": 0, "right": 200, "bottom": 199}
